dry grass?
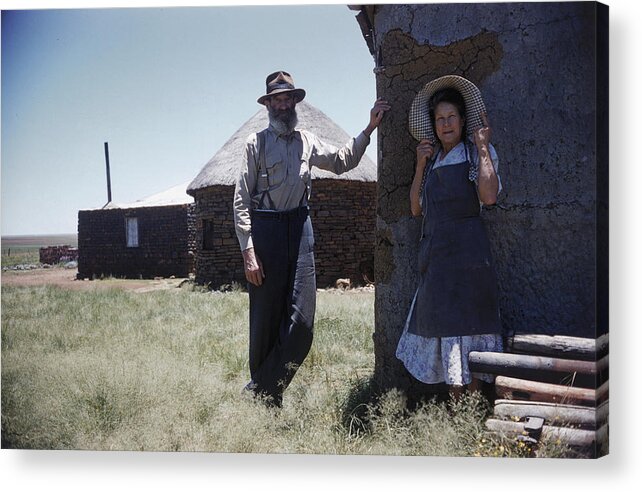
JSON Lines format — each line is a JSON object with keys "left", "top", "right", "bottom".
{"left": 1, "top": 248, "right": 40, "bottom": 267}
{"left": 1, "top": 284, "right": 576, "bottom": 457}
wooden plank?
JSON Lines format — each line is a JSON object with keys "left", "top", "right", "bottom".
{"left": 486, "top": 419, "right": 606, "bottom": 450}
{"left": 469, "top": 351, "right": 603, "bottom": 388}
{"left": 495, "top": 376, "right": 600, "bottom": 406}
{"left": 493, "top": 399, "right": 603, "bottom": 429}
{"left": 507, "top": 333, "right": 608, "bottom": 360}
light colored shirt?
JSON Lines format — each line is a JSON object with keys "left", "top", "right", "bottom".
{"left": 233, "top": 124, "right": 371, "bottom": 251}
{"left": 433, "top": 139, "right": 502, "bottom": 193}
{"left": 420, "top": 140, "right": 502, "bottom": 209}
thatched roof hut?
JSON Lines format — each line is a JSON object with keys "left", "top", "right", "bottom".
{"left": 187, "top": 100, "right": 377, "bottom": 289}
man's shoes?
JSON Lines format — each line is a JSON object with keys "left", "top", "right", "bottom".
{"left": 241, "top": 381, "right": 282, "bottom": 408}
{"left": 265, "top": 393, "right": 283, "bottom": 409}
{"left": 243, "top": 381, "right": 258, "bottom": 393}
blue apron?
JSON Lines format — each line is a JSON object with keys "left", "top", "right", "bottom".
{"left": 408, "top": 152, "right": 502, "bottom": 338}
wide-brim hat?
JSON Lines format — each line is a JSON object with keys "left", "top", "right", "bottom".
{"left": 257, "top": 70, "right": 306, "bottom": 105}
{"left": 408, "top": 75, "right": 486, "bottom": 142}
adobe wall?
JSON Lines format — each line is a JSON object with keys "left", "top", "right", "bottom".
{"left": 366, "top": 2, "right": 607, "bottom": 389}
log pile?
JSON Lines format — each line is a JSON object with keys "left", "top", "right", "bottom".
{"left": 469, "top": 333, "right": 609, "bottom": 457}
{"left": 39, "top": 245, "right": 78, "bottom": 265}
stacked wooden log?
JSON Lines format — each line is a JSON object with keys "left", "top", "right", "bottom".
{"left": 39, "top": 245, "right": 78, "bottom": 265}
{"left": 469, "top": 334, "right": 608, "bottom": 457}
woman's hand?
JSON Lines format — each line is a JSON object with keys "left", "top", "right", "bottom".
{"left": 473, "top": 112, "right": 499, "bottom": 205}
{"left": 473, "top": 112, "right": 492, "bottom": 148}
{"left": 410, "top": 139, "right": 434, "bottom": 217}
{"left": 416, "top": 139, "right": 435, "bottom": 169}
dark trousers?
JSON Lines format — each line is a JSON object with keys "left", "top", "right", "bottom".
{"left": 248, "top": 206, "right": 315, "bottom": 403}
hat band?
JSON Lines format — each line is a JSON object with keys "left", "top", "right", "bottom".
{"left": 268, "top": 82, "right": 295, "bottom": 92}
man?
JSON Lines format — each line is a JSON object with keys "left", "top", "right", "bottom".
{"left": 233, "top": 70, "right": 389, "bottom": 407}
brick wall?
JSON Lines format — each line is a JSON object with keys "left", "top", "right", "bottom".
{"left": 311, "top": 180, "right": 376, "bottom": 287}
{"left": 77, "top": 204, "right": 194, "bottom": 279}
{"left": 191, "top": 180, "right": 376, "bottom": 289}
{"left": 191, "top": 185, "right": 246, "bottom": 288}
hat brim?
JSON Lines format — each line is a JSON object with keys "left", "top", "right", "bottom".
{"left": 408, "top": 75, "right": 486, "bottom": 142}
{"left": 257, "top": 88, "right": 306, "bottom": 105}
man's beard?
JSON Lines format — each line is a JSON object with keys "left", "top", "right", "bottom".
{"left": 268, "top": 105, "right": 298, "bottom": 135}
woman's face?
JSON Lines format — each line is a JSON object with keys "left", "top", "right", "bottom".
{"left": 434, "top": 101, "right": 465, "bottom": 148}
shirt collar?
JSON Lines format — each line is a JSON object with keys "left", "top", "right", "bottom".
{"left": 437, "top": 140, "right": 466, "bottom": 163}
{"left": 268, "top": 124, "right": 300, "bottom": 141}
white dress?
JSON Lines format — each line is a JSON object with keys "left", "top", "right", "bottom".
{"left": 396, "top": 291, "right": 503, "bottom": 385}
{"left": 395, "top": 141, "right": 503, "bottom": 386}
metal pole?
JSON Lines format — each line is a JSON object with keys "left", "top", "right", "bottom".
{"left": 104, "top": 142, "right": 112, "bottom": 203}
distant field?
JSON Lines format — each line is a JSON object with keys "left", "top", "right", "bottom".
{"left": 1, "top": 234, "right": 77, "bottom": 267}
{"left": 1, "top": 234, "right": 78, "bottom": 250}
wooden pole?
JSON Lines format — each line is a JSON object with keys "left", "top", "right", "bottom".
{"left": 507, "top": 334, "right": 608, "bottom": 360}
{"left": 469, "top": 351, "right": 606, "bottom": 388}
{"left": 493, "top": 399, "right": 608, "bottom": 429}
{"left": 596, "top": 379, "right": 609, "bottom": 403}
{"left": 485, "top": 418, "right": 607, "bottom": 451}
{"left": 495, "top": 376, "right": 607, "bottom": 406}
{"left": 104, "top": 142, "right": 112, "bottom": 204}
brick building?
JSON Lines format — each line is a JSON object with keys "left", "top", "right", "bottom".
{"left": 77, "top": 182, "right": 196, "bottom": 280}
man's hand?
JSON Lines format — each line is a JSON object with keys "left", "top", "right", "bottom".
{"left": 242, "top": 247, "right": 265, "bottom": 286}
{"left": 364, "top": 98, "right": 391, "bottom": 136}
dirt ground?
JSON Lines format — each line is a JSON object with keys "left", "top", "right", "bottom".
{"left": 1, "top": 267, "right": 187, "bottom": 293}
{"left": 1, "top": 267, "right": 375, "bottom": 295}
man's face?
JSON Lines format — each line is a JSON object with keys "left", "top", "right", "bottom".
{"left": 266, "top": 93, "right": 296, "bottom": 123}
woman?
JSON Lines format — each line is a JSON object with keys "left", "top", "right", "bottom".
{"left": 396, "top": 75, "right": 503, "bottom": 400}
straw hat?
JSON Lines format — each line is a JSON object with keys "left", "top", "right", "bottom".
{"left": 408, "top": 75, "right": 486, "bottom": 142}
{"left": 257, "top": 71, "right": 306, "bottom": 105}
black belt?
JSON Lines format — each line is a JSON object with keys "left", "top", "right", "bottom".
{"left": 251, "top": 206, "right": 309, "bottom": 221}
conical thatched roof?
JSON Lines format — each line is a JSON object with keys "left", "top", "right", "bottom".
{"left": 187, "top": 101, "right": 376, "bottom": 194}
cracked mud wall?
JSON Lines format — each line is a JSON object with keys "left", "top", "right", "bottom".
{"left": 367, "top": 2, "right": 607, "bottom": 389}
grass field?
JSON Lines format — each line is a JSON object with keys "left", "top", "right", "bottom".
{"left": 1, "top": 283, "right": 575, "bottom": 457}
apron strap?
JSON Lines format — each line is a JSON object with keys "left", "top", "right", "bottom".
{"left": 464, "top": 140, "right": 482, "bottom": 204}
{"left": 465, "top": 140, "right": 479, "bottom": 183}
{"left": 419, "top": 153, "right": 438, "bottom": 241}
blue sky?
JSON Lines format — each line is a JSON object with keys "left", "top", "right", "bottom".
{"left": 1, "top": 2, "right": 377, "bottom": 235}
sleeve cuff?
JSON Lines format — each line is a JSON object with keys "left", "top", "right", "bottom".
{"left": 238, "top": 234, "right": 253, "bottom": 252}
